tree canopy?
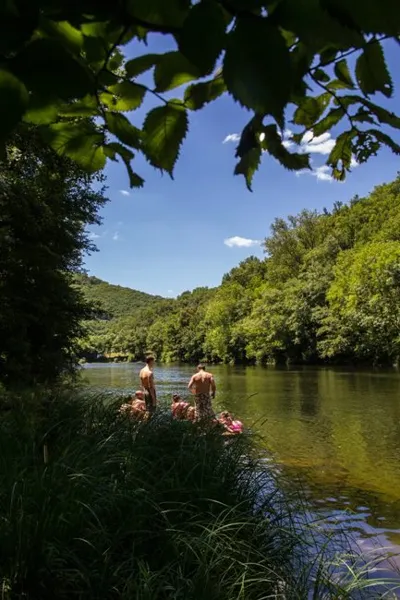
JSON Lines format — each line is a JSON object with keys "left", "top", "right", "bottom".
{"left": 2, "top": 0, "right": 400, "bottom": 189}
{"left": 77, "top": 175, "right": 400, "bottom": 366}
{"left": 0, "top": 127, "right": 108, "bottom": 386}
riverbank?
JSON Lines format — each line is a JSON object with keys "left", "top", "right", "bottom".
{"left": 0, "top": 387, "right": 398, "bottom": 598}
{"left": 79, "top": 354, "right": 400, "bottom": 367}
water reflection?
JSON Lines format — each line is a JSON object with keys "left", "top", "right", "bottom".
{"left": 81, "top": 363, "right": 400, "bottom": 568}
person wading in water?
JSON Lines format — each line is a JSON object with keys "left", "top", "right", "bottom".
{"left": 139, "top": 355, "right": 157, "bottom": 414}
{"left": 188, "top": 364, "right": 216, "bottom": 422}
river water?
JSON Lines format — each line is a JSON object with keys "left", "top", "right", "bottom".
{"left": 82, "top": 362, "right": 400, "bottom": 572}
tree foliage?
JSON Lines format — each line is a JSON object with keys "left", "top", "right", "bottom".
{"left": 0, "top": 127, "right": 108, "bottom": 386}
{"left": 1, "top": 0, "right": 400, "bottom": 189}
{"left": 78, "top": 176, "right": 400, "bottom": 366}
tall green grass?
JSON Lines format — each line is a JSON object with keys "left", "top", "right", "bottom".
{"left": 0, "top": 390, "right": 398, "bottom": 599}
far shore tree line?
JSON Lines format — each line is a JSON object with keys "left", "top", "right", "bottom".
{"left": 2, "top": 0, "right": 400, "bottom": 386}
{"left": 77, "top": 176, "right": 400, "bottom": 369}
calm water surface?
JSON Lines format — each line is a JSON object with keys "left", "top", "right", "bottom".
{"left": 82, "top": 363, "right": 400, "bottom": 567}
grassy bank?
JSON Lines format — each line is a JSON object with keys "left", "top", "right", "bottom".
{"left": 0, "top": 390, "right": 398, "bottom": 599}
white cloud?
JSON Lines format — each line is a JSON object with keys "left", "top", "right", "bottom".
{"left": 113, "top": 231, "right": 120, "bottom": 241}
{"left": 120, "top": 190, "right": 130, "bottom": 196}
{"left": 223, "top": 133, "right": 240, "bottom": 144}
{"left": 296, "top": 157, "right": 359, "bottom": 183}
{"left": 303, "top": 131, "right": 336, "bottom": 155}
{"left": 88, "top": 232, "right": 100, "bottom": 239}
{"left": 224, "top": 236, "right": 260, "bottom": 248}
{"left": 224, "top": 129, "right": 335, "bottom": 155}
{"left": 283, "top": 131, "right": 335, "bottom": 155}
{"left": 222, "top": 129, "right": 359, "bottom": 184}
{"left": 350, "top": 156, "right": 359, "bottom": 169}
{"left": 296, "top": 164, "right": 333, "bottom": 182}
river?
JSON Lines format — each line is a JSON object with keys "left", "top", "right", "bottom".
{"left": 82, "top": 362, "right": 400, "bottom": 572}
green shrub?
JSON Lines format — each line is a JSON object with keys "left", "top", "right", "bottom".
{"left": 0, "top": 391, "right": 398, "bottom": 599}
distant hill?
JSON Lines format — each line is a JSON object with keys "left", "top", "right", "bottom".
{"left": 74, "top": 272, "right": 215, "bottom": 362}
{"left": 74, "top": 273, "right": 170, "bottom": 319}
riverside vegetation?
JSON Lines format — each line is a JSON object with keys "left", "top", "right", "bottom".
{"left": 1, "top": 129, "right": 399, "bottom": 597}
{"left": 77, "top": 175, "right": 400, "bottom": 367}
{"left": 2, "top": 2, "right": 400, "bottom": 594}
{"left": 1, "top": 388, "right": 398, "bottom": 599}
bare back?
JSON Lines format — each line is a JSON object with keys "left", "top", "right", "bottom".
{"left": 189, "top": 370, "right": 215, "bottom": 395}
{"left": 140, "top": 365, "right": 154, "bottom": 391}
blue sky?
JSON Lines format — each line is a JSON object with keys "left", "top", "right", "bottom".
{"left": 84, "top": 35, "right": 400, "bottom": 298}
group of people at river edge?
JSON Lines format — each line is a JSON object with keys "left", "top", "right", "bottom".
{"left": 120, "top": 356, "right": 243, "bottom": 435}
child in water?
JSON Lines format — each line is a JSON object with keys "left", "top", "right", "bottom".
{"left": 218, "top": 411, "right": 243, "bottom": 435}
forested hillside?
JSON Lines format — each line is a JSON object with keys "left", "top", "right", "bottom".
{"left": 78, "top": 176, "right": 400, "bottom": 366}
{"left": 75, "top": 274, "right": 170, "bottom": 319}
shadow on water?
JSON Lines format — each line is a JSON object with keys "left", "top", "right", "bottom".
{"left": 81, "top": 362, "right": 400, "bottom": 578}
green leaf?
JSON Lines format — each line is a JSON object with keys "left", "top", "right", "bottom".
{"left": 23, "top": 96, "right": 60, "bottom": 125}
{"left": 322, "top": 0, "right": 400, "bottom": 36}
{"left": 261, "top": 124, "right": 311, "bottom": 171}
{"left": 105, "top": 142, "right": 145, "bottom": 188}
{"left": 143, "top": 102, "right": 188, "bottom": 175}
{"left": 364, "top": 129, "right": 400, "bottom": 155}
{"left": 327, "top": 79, "right": 355, "bottom": 91}
{"left": 83, "top": 35, "right": 107, "bottom": 65}
{"left": 334, "top": 59, "right": 354, "bottom": 89}
{"left": 223, "top": 18, "right": 291, "bottom": 125}
{"left": 0, "top": 69, "right": 29, "bottom": 140}
{"left": 58, "top": 96, "right": 99, "bottom": 117}
{"left": 184, "top": 77, "right": 226, "bottom": 110}
{"left": 129, "top": 25, "right": 149, "bottom": 43}
{"left": 81, "top": 21, "right": 111, "bottom": 37}
{"left": 313, "top": 68, "right": 330, "bottom": 83}
{"left": 12, "top": 38, "right": 94, "bottom": 101}
{"left": 362, "top": 99, "right": 400, "bottom": 129}
{"left": 272, "top": 0, "right": 364, "bottom": 50}
{"left": 39, "top": 18, "right": 83, "bottom": 54}
{"left": 98, "top": 71, "right": 119, "bottom": 87}
{"left": 154, "top": 51, "right": 200, "bottom": 93}
{"left": 293, "top": 93, "right": 330, "bottom": 127}
{"left": 356, "top": 42, "right": 393, "bottom": 98}
{"left": 327, "top": 130, "right": 357, "bottom": 179}
{"left": 234, "top": 148, "right": 262, "bottom": 192}
{"left": 312, "top": 107, "right": 345, "bottom": 137}
{"left": 102, "top": 82, "right": 146, "bottom": 112}
{"left": 125, "top": 54, "right": 161, "bottom": 78}
{"left": 103, "top": 142, "right": 133, "bottom": 163}
{"left": 105, "top": 112, "right": 142, "bottom": 148}
{"left": 126, "top": 0, "right": 190, "bottom": 28}
{"left": 42, "top": 121, "right": 106, "bottom": 172}
{"left": 352, "top": 109, "right": 376, "bottom": 125}
{"left": 338, "top": 95, "right": 400, "bottom": 129}
{"left": 179, "top": 1, "right": 226, "bottom": 75}
{"left": 235, "top": 116, "right": 263, "bottom": 160}
{"left": 319, "top": 47, "right": 338, "bottom": 65}
{"left": 109, "top": 50, "right": 124, "bottom": 72}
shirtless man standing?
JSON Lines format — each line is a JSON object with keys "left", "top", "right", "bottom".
{"left": 139, "top": 356, "right": 157, "bottom": 413}
{"left": 188, "top": 364, "right": 216, "bottom": 421}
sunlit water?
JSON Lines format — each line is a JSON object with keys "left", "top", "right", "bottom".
{"left": 81, "top": 362, "right": 400, "bottom": 579}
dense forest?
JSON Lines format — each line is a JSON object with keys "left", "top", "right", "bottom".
{"left": 0, "top": 127, "right": 108, "bottom": 386}
{"left": 77, "top": 176, "right": 400, "bottom": 367}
